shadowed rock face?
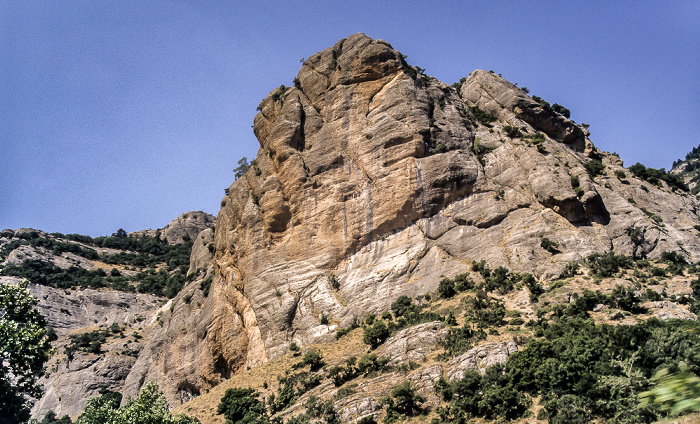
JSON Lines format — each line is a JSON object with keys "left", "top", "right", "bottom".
{"left": 125, "top": 33, "right": 700, "bottom": 406}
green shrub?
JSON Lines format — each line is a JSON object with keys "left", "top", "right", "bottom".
{"left": 381, "top": 382, "right": 424, "bottom": 423}
{"left": 503, "top": 125, "right": 522, "bottom": 138}
{"left": 363, "top": 320, "right": 390, "bottom": 348}
{"left": 469, "top": 106, "right": 497, "bottom": 126}
{"left": 584, "top": 159, "right": 605, "bottom": 177}
{"left": 217, "top": 388, "right": 266, "bottom": 424}
{"left": 629, "top": 162, "right": 688, "bottom": 192}
{"left": 437, "top": 278, "right": 456, "bottom": 299}
{"left": 541, "top": 237, "right": 559, "bottom": 254}
{"left": 586, "top": 252, "right": 632, "bottom": 277}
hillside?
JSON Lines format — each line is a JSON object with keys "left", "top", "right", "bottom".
{"left": 173, "top": 254, "right": 700, "bottom": 424}
{"left": 0, "top": 211, "right": 214, "bottom": 419}
{"left": 671, "top": 144, "right": 700, "bottom": 195}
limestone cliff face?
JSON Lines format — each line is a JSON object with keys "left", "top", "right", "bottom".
{"left": 127, "top": 33, "right": 700, "bottom": 405}
{"left": 128, "top": 211, "right": 215, "bottom": 245}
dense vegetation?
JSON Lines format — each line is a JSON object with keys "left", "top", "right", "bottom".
{"left": 74, "top": 383, "right": 198, "bottom": 423}
{"left": 0, "top": 230, "right": 194, "bottom": 298}
{"left": 629, "top": 162, "right": 688, "bottom": 192}
{"left": 436, "top": 318, "right": 700, "bottom": 423}
{"left": 0, "top": 280, "right": 51, "bottom": 424}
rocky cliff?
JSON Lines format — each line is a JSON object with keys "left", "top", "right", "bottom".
{"left": 124, "top": 33, "right": 700, "bottom": 407}
{"left": 128, "top": 211, "right": 215, "bottom": 244}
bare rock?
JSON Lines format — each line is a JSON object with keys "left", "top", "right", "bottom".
{"left": 25, "top": 281, "right": 163, "bottom": 419}
{"left": 335, "top": 395, "right": 382, "bottom": 424}
{"left": 129, "top": 211, "right": 215, "bottom": 245}
{"left": 650, "top": 301, "right": 698, "bottom": 321}
{"left": 406, "top": 364, "right": 443, "bottom": 407}
{"left": 381, "top": 321, "right": 447, "bottom": 365}
{"left": 188, "top": 228, "right": 214, "bottom": 275}
{"left": 447, "top": 341, "right": 518, "bottom": 381}
{"left": 28, "top": 282, "right": 163, "bottom": 336}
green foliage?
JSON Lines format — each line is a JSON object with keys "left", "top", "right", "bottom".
{"left": 584, "top": 159, "right": 605, "bottom": 177}
{"left": 640, "top": 363, "right": 700, "bottom": 415}
{"left": 356, "top": 353, "right": 390, "bottom": 376}
{"left": 551, "top": 103, "right": 571, "bottom": 118}
{"left": 65, "top": 329, "right": 108, "bottom": 358}
{"left": 502, "top": 125, "right": 522, "bottom": 138}
{"left": 439, "top": 321, "right": 486, "bottom": 358}
{"left": 470, "top": 138, "right": 495, "bottom": 166}
{"left": 541, "top": 237, "right": 559, "bottom": 254}
{"left": 502, "top": 318, "right": 700, "bottom": 423}
{"left": 381, "top": 382, "right": 424, "bottom": 423}
{"left": 586, "top": 252, "right": 632, "bottom": 277}
{"left": 450, "top": 77, "right": 467, "bottom": 92}
{"left": 468, "top": 106, "right": 497, "bottom": 126}
{"left": 464, "top": 291, "right": 506, "bottom": 328}
{"left": 436, "top": 366, "right": 531, "bottom": 421}
{"left": 39, "top": 410, "right": 72, "bottom": 424}
{"left": 560, "top": 261, "right": 580, "bottom": 279}
{"left": 429, "top": 143, "right": 448, "bottom": 155}
{"left": 363, "top": 320, "right": 390, "bottom": 348}
{"left": 481, "top": 266, "right": 516, "bottom": 295}
{"left": 217, "top": 388, "right": 266, "bottom": 424}
{"left": 522, "top": 273, "right": 544, "bottom": 302}
{"left": 77, "top": 382, "right": 198, "bottom": 424}
{"left": 437, "top": 278, "right": 456, "bottom": 299}
{"left": 0, "top": 280, "right": 51, "bottom": 423}
{"left": 293, "top": 349, "right": 325, "bottom": 371}
{"left": 629, "top": 162, "right": 688, "bottom": 192}
{"left": 200, "top": 276, "right": 212, "bottom": 297}
{"left": 271, "top": 85, "right": 287, "bottom": 103}
{"left": 1, "top": 233, "right": 195, "bottom": 298}
{"left": 234, "top": 157, "right": 250, "bottom": 180}
{"left": 615, "top": 169, "right": 627, "bottom": 179}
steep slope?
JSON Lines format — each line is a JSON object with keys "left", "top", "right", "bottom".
{"left": 671, "top": 143, "right": 700, "bottom": 195}
{"left": 125, "top": 33, "right": 700, "bottom": 406}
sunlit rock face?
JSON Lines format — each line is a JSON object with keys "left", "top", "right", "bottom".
{"left": 124, "top": 33, "right": 700, "bottom": 406}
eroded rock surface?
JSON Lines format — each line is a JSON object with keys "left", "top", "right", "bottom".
{"left": 128, "top": 33, "right": 700, "bottom": 406}
{"left": 446, "top": 341, "right": 518, "bottom": 380}
{"left": 129, "top": 211, "right": 215, "bottom": 245}
{"left": 381, "top": 321, "right": 447, "bottom": 365}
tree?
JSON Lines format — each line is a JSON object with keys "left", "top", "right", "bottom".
{"left": 0, "top": 280, "right": 51, "bottom": 423}
{"left": 234, "top": 157, "right": 250, "bottom": 180}
{"left": 76, "top": 382, "right": 199, "bottom": 424}
{"left": 217, "top": 388, "right": 267, "bottom": 424}
{"left": 363, "top": 320, "right": 390, "bottom": 348}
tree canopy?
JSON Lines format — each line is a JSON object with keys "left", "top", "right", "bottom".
{"left": 0, "top": 280, "right": 51, "bottom": 424}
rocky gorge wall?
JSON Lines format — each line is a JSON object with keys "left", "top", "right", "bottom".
{"left": 123, "top": 33, "right": 700, "bottom": 406}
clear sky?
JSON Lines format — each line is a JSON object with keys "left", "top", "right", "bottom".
{"left": 2, "top": 1, "right": 698, "bottom": 236}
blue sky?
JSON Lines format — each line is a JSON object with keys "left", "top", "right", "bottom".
{"left": 1, "top": 1, "right": 698, "bottom": 236}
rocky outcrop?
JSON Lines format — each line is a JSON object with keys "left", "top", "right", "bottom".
{"left": 26, "top": 281, "right": 163, "bottom": 337}
{"left": 446, "top": 341, "right": 518, "bottom": 380}
{"left": 129, "top": 211, "right": 215, "bottom": 245}
{"left": 381, "top": 321, "right": 447, "bottom": 365}
{"left": 188, "top": 228, "right": 215, "bottom": 275}
{"left": 128, "top": 33, "right": 700, "bottom": 406}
